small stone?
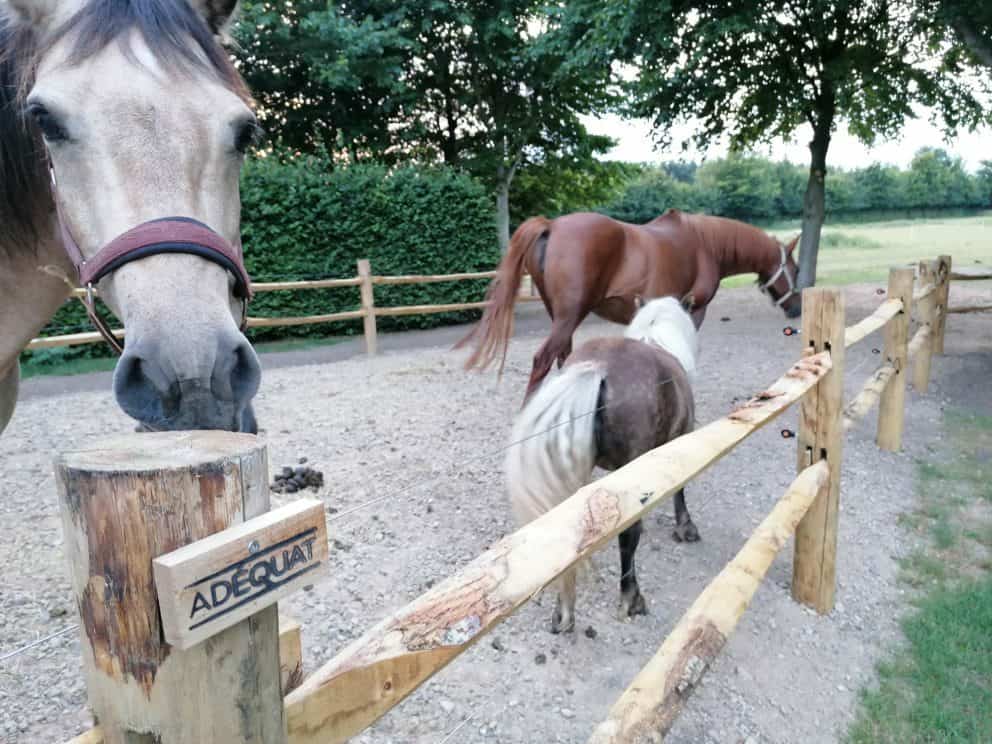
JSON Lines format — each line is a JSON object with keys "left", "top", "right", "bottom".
{"left": 584, "top": 626, "right": 597, "bottom": 639}
{"left": 491, "top": 637, "right": 504, "bottom": 651}
{"left": 48, "top": 606, "right": 67, "bottom": 619}
{"left": 440, "top": 700, "right": 454, "bottom": 714}
{"left": 560, "top": 708, "right": 575, "bottom": 719}
{"left": 298, "top": 456, "right": 308, "bottom": 464}
{"left": 534, "top": 653, "right": 547, "bottom": 665}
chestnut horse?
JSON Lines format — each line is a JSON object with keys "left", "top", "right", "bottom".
{"left": 506, "top": 296, "right": 698, "bottom": 633}
{"left": 457, "top": 208, "right": 800, "bottom": 398}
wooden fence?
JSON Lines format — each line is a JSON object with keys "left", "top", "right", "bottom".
{"left": 63, "top": 255, "right": 970, "bottom": 743}
{"left": 28, "top": 260, "right": 539, "bottom": 354}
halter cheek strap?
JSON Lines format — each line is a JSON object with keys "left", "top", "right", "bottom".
{"left": 50, "top": 167, "right": 252, "bottom": 355}
{"left": 758, "top": 243, "right": 797, "bottom": 308}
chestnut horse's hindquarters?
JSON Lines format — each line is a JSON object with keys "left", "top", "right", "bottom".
{"left": 455, "top": 216, "right": 550, "bottom": 375}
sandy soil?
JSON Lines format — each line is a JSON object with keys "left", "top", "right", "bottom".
{"left": 1, "top": 281, "right": 990, "bottom": 744}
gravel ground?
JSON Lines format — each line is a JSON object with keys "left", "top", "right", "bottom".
{"left": 1, "top": 281, "right": 990, "bottom": 744}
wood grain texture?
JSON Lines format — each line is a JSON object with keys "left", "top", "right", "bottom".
{"left": 56, "top": 432, "right": 286, "bottom": 744}
{"left": 587, "top": 461, "right": 829, "bottom": 744}
{"left": 946, "top": 304, "right": 992, "bottom": 314}
{"left": 877, "top": 268, "right": 914, "bottom": 452}
{"left": 913, "top": 260, "right": 937, "bottom": 393}
{"left": 154, "top": 499, "right": 328, "bottom": 649}
{"left": 251, "top": 278, "right": 363, "bottom": 291}
{"left": 843, "top": 363, "right": 896, "bottom": 432}
{"left": 843, "top": 298, "right": 901, "bottom": 349}
{"left": 949, "top": 266, "right": 992, "bottom": 280}
{"left": 792, "top": 288, "right": 845, "bottom": 614}
{"left": 932, "top": 256, "right": 951, "bottom": 354}
{"left": 246, "top": 310, "right": 366, "bottom": 328}
{"left": 357, "top": 259, "right": 378, "bottom": 356}
{"left": 283, "top": 351, "right": 832, "bottom": 744}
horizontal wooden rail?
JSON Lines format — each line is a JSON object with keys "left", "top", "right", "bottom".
{"left": 950, "top": 266, "right": 992, "bottom": 281}
{"left": 912, "top": 283, "right": 936, "bottom": 302}
{"left": 282, "top": 351, "right": 832, "bottom": 744}
{"left": 843, "top": 298, "right": 902, "bottom": 348}
{"left": 587, "top": 460, "right": 829, "bottom": 744}
{"left": 842, "top": 363, "right": 896, "bottom": 432}
{"left": 947, "top": 304, "right": 992, "bottom": 314}
{"left": 907, "top": 325, "right": 930, "bottom": 359}
{"left": 246, "top": 310, "right": 366, "bottom": 328}
{"left": 372, "top": 270, "right": 499, "bottom": 285}
{"left": 27, "top": 328, "right": 124, "bottom": 350}
{"left": 252, "top": 278, "right": 363, "bottom": 291}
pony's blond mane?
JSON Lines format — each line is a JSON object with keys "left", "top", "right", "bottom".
{"left": 623, "top": 296, "right": 699, "bottom": 382}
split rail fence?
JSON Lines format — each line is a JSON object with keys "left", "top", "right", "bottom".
{"left": 62, "top": 254, "right": 973, "bottom": 743}
{"left": 27, "top": 260, "right": 540, "bottom": 354}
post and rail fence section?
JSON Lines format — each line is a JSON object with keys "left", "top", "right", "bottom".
{"left": 57, "top": 256, "right": 971, "bottom": 743}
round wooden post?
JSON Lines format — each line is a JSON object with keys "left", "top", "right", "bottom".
{"left": 913, "top": 260, "right": 937, "bottom": 393}
{"left": 357, "top": 259, "right": 378, "bottom": 356}
{"left": 56, "top": 432, "right": 287, "bottom": 744}
{"left": 791, "top": 287, "right": 845, "bottom": 614}
{"left": 932, "top": 255, "right": 951, "bottom": 355}
{"left": 877, "top": 267, "right": 914, "bottom": 452}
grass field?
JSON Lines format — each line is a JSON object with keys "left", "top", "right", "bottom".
{"left": 846, "top": 409, "right": 992, "bottom": 744}
{"left": 724, "top": 211, "right": 992, "bottom": 287}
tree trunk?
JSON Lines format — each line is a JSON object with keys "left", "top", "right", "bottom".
{"left": 496, "top": 164, "right": 512, "bottom": 254}
{"left": 797, "top": 116, "right": 833, "bottom": 289}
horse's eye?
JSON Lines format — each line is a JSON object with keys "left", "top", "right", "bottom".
{"left": 26, "top": 102, "right": 68, "bottom": 143}
{"left": 233, "top": 118, "right": 262, "bottom": 154}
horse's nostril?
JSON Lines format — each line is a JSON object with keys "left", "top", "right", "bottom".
{"left": 114, "top": 348, "right": 172, "bottom": 425}
{"left": 222, "top": 335, "right": 261, "bottom": 408}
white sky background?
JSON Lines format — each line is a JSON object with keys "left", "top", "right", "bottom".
{"left": 582, "top": 111, "right": 992, "bottom": 171}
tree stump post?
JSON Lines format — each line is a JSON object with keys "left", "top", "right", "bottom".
{"left": 913, "top": 259, "right": 938, "bottom": 393}
{"left": 55, "top": 432, "right": 287, "bottom": 744}
{"left": 932, "top": 254, "right": 951, "bottom": 355}
{"left": 357, "top": 259, "right": 378, "bottom": 356}
{"left": 877, "top": 267, "right": 914, "bottom": 452}
{"left": 791, "top": 288, "right": 845, "bottom": 614}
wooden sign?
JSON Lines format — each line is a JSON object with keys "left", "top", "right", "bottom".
{"left": 154, "top": 499, "right": 328, "bottom": 649}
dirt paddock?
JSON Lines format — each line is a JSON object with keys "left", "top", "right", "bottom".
{"left": 1, "top": 282, "right": 990, "bottom": 744}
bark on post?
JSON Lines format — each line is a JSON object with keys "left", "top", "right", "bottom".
{"left": 791, "top": 287, "right": 845, "bottom": 613}
{"left": 877, "top": 268, "right": 914, "bottom": 452}
{"left": 357, "top": 259, "right": 377, "bottom": 356}
{"left": 932, "top": 255, "right": 952, "bottom": 355}
{"left": 913, "top": 260, "right": 938, "bottom": 393}
{"left": 55, "top": 432, "right": 286, "bottom": 744}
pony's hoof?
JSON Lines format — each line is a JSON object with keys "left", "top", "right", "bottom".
{"left": 672, "top": 521, "right": 701, "bottom": 542}
{"left": 619, "top": 590, "right": 647, "bottom": 619}
{"left": 550, "top": 610, "right": 575, "bottom": 635}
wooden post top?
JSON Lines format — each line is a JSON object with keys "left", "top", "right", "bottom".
{"left": 56, "top": 431, "right": 264, "bottom": 472}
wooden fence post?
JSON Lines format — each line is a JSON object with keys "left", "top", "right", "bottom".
{"left": 932, "top": 255, "right": 951, "bottom": 355}
{"left": 791, "top": 287, "right": 845, "bottom": 614}
{"left": 877, "top": 267, "right": 914, "bottom": 452}
{"left": 55, "top": 432, "right": 287, "bottom": 744}
{"left": 913, "top": 259, "right": 937, "bottom": 393}
{"left": 357, "top": 259, "right": 377, "bottom": 356}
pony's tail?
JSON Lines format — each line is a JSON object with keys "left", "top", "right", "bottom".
{"left": 506, "top": 361, "right": 603, "bottom": 527}
{"left": 455, "top": 216, "right": 551, "bottom": 375}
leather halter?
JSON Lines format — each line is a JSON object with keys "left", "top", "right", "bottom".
{"left": 758, "top": 243, "right": 798, "bottom": 308}
{"left": 50, "top": 167, "right": 253, "bottom": 355}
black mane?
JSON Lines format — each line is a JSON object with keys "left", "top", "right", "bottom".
{"left": 0, "top": 0, "right": 248, "bottom": 255}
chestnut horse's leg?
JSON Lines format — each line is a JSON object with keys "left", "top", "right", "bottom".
{"left": 672, "top": 488, "right": 700, "bottom": 542}
{"left": 618, "top": 519, "right": 647, "bottom": 618}
{"left": 524, "top": 311, "right": 587, "bottom": 400}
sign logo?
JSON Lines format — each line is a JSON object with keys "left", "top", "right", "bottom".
{"left": 186, "top": 528, "right": 320, "bottom": 630}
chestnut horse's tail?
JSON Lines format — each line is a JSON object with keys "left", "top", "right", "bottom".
{"left": 455, "top": 216, "right": 550, "bottom": 374}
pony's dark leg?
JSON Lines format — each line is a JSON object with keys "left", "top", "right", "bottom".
{"left": 672, "top": 488, "right": 700, "bottom": 542}
{"left": 618, "top": 520, "right": 647, "bottom": 618}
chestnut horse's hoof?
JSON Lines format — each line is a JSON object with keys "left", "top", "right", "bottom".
{"left": 673, "top": 520, "right": 701, "bottom": 542}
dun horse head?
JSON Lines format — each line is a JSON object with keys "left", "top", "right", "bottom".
{"left": 4, "top": 0, "right": 261, "bottom": 432}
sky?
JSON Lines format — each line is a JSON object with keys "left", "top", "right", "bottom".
{"left": 582, "top": 110, "right": 992, "bottom": 172}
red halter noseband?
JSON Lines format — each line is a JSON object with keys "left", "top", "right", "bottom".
{"left": 51, "top": 168, "right": 253, "bottom": 354}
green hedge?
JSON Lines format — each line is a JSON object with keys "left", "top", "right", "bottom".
{"left": 25, "top": 155, "right": 498, "bottom": 364}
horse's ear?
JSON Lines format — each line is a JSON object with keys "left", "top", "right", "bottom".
{"left": 3, "top": 0, "right": 68, "bottom": 29}
{"left": 785, "top": 234, "right": 800, "bottom": 256}
{"left": 680, "top": 293, "right": 695, "bottom": 311}
{"left": 188, "top": 0, "right": 240, "bottom": 34}
{"left": 633, "top": 294, "right": 644, "bottom": 310}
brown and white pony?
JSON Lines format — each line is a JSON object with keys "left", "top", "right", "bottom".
{"left": 458, "top": 209, "right": 800, "bottom": 399}
{"left": 0, "top": 0, "right": 261, "bottom": 435}
{"left": 506, "top": 296, "right": 698, "bottom": 634}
